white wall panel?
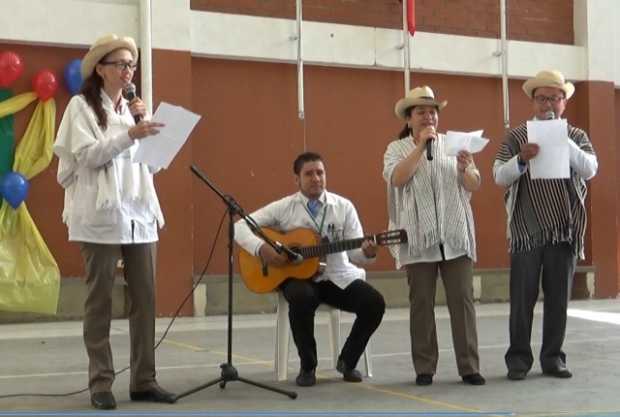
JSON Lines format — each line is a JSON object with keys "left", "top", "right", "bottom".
{"left": 0, "top": 0, "right": 617, "bottom": 86}
{"left": 0, "top": 0, "right": 137, "bottom": 48}
{"left": 192, "top": 12, "right": 297, "bottom": 62}
{"left": 152, "top": 0, "right": 191, "bottom": 51}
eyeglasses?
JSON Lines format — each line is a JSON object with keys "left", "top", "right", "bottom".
{"left": 533, "top": 95, "right": 564, "bottom": 105}
{"left": 100, "top": 61, "right": 138, "bottom": 71}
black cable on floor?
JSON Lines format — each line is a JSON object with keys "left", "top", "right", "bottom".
{"left": 0, "top": 209, "right": 227, "bottom": 399}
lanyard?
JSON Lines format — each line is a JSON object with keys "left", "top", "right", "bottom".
{"left": 304, "top": 203, "right": 327, "bottom": 235}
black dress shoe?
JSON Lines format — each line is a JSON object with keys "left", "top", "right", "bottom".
{"left": 130, "top": 385, "right": 176, "bottom": 403}
{"left": 543, "top": 367, "right": 572, "bottom": 378}
{"left": 415, "top": 374, "right": 433, "bottom": 386}
{"left": 91, "top": 391, "right": 117, "bottom": 410}
{"left": 336, "top": 359, "right": 362, "bottom": 383}
{"left": 462, "top": 373, "right": 486, "bottom": 385}
{"left": 295, "top": 369, "right": 316, "bottom": 387}
{"left": 507, "top": 369, "right": 527, "bottom": 380}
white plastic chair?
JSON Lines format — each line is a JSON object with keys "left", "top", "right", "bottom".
{"left": 274, "top": 291, "right": 373, "bottom": 381}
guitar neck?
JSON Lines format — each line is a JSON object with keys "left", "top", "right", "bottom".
{"left": 298, "top": 236, "right": 371, "bottom": 259}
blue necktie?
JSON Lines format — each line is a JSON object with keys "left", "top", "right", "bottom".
{"left": 307, "top": 199, "right": 321, "bottom": 217}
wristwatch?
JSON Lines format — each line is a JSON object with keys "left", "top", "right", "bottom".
{"left": 517, "top": 154, "right": 526, "bottom": 166}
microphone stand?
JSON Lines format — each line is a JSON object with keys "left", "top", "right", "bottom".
{"left": 175, "top": 165, "right": 297, "bottom": 401}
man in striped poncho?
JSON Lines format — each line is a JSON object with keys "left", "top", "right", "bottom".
{"left": 493, "top": 70, "right": 598, "bottom": 381}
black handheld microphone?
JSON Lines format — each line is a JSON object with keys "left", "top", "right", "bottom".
{"left": 426, "top": 139, "right": 433, "bottom": 161}
{"left": 544, "top": 110, "right": 556, "bottom": 120}
{"left": 123, "top": 82, "right": 141, "bottom": 124}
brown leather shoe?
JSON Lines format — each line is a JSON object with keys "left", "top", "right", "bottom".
{"left": 91, "top": 391, "right": 117, "bottom": 410}
{"left": 130, "top": 385, "right": 176, "bottom": 403}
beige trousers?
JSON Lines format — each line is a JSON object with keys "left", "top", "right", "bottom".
{"left": 80, "top": 242, "right": 158, "bottom": 393}
{"left": 405, "top": 255, "right": 480, "bottom": 376}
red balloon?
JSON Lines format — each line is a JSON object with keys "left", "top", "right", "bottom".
{"left": 0, "top": 51, "right": 24, "bottom": 87}
{"left": 32, "top": 69, "right": 58, "bottom": 101}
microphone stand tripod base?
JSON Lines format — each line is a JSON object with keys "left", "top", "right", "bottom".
{"left": 174, "top": 363, "right": 298, "bottom": 401}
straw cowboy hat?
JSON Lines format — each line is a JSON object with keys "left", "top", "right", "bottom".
{"left": 81, "top": 34, "right": 138, "bottom": 79}
{"left": 394, "top": 86, "right": 448, "bottom": 120}
{"left": 522, "top": 69, "right": 575, "bottom": 100}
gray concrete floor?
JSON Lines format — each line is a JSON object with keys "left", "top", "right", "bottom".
{"left": 0, "top": 299, "right": 619, "bottom": 417}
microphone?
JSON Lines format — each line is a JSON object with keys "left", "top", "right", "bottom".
{"left": 544, "top": 110, "right": 556, "bottom": 120}
{"left": 123, "top": 82, "right": 141, "bottom": 124}
{"left": 426, "top": 139, "right": 433, "bottom": 161}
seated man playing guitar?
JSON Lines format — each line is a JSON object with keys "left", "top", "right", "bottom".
{"left": 234, "top": 152, "right": 386, "bottom": 387}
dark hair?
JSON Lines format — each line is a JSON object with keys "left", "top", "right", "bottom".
{"left": 396, "top": 105, "right": 441, "bottom": 139}
{"left": 398, "top": 107, "right": 413, "bottom": 139}
{"left": 293, "top": 152, "right": 324, "bottom": 175}
{"left": 80, "top": 73, "right": 107, "bottom": 130}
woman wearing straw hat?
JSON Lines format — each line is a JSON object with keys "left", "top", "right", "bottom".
{"left": 383, "top": 86, "right": 485, "bottom": 386}
{"left": 53, "top": 34, "right": 175, "bottom": 409}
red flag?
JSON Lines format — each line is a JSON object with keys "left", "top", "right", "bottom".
{"left": 398, "top": 0, "right": 416, "bottom": 36}
{"left": 407, "top": 0, "right": 416, "bottom": 36}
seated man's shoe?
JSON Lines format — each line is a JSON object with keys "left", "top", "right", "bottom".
{"left": 130, "top": 384, "right": 176, "bottom": 403}
{"left": 543, "top": 366, "right": 572, "bottom": 379}
{"left": 415, "top": 373, "right": 433, "bottom": 386}
{"left": 295, "top": 368, "right": 316, "bottom": 387}
{"left": 507, "top": 369, "right": 527, "bottom": 381}
{"left": 336, "top": 359, "right": 362, "bottom": 383}
{"left": 462, "top": 373, "right": 486, "bottom": 385}
{"left": 91, "top": 391, "right": 117, "bottom": 410}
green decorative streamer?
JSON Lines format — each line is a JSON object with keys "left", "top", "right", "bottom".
{"left": 0, "top": 88, "right": 15, "bottom": 179}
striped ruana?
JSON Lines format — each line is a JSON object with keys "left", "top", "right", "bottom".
{"left": 384, "top": 134, "right": 477, "bottom": 263}
{"left": 494, "top": 122, "right": 594, "bottom": 259}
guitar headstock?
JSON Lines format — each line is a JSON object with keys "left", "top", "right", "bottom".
{"left": 374, "top": 229, "right": 408, "bottom": 246}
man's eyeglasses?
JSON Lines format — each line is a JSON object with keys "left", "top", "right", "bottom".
{"left": 533, "top": 95, "right": 564, "bottom": 105}
{"left": 100, "top": 61, "right": 138, "bottom": 71}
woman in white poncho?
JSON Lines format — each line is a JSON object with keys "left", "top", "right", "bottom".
{"left": 53, "top": 34, "right": 174, "bottom": 410}
{"left": 382, "top": 86, "right": 485, "bottom": 387}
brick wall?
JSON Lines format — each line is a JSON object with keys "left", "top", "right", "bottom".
{"left": 191, "top": 0, "right": 573, "bottom": 44}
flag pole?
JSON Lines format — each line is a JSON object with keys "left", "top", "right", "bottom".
{"left": 402, "top": 0, "right": 410, "bottom": 94}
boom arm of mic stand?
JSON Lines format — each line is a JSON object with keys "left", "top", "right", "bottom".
{"left": 191, "top": 164, "right": 297, "bottom": 261}
{"left": 239, "top": 214, "right": 299, "bottom": 261}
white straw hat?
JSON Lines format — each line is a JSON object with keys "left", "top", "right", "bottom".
{"left": 394, "top": 86, "right": 447, "bottom": 120}
{"left": 81, "top": 34, "right": 138, "bottom": 79}
{"left": 522, "top": 69, "right": 575, "bottom": 100}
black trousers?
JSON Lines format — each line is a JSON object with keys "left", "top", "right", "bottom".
{"left": 280, "top": 279, "right": 385, "bottom": 372}
{"left": 505, "top": 242, "right": 576, "bottom": 373}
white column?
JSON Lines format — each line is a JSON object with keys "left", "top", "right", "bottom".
{"left": 574, "top": 0, "right": 618, "bottom": 84}
{"left": 139, "top": 0, "right": 153, "bottom": 114}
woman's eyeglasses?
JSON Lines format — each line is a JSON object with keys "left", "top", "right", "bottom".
{"left": 100, "top": 61, "right": 138, "bottom": 71}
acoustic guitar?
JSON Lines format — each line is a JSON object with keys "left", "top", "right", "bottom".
{"left": 238, "top": 227, "right": 407, "bottom": 293}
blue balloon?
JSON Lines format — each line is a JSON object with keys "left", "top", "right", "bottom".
{"left": 0, "top": 171, "right": 30, "bottom": 209}
{"left": 63, "top": 58, "right": 82, "bottom": 95}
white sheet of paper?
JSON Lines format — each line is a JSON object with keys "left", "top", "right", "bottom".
{"left": 527, "top": 119, "right": 569, "bottom": 179}
{"left": 444, "top": 130, "right": 489, "bottom": 156}
{"left": 133, "top": 102, "right": 201, "bottom": 169}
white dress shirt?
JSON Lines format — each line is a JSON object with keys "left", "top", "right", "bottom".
{"left": 55, "top": 91, "right": 162, "bottom": 244}
{"left": 234, "top": 191, "right": 375, "bottom": 289}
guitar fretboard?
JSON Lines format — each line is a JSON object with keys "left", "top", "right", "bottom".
{"left": 297, "top": 236, "right": 371, "bottom": 259}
